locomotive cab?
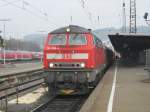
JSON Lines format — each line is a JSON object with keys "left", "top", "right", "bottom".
{"left": 44, "top": 33, "right": 95, "bottom": 69}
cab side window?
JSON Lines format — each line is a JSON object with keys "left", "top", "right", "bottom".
{"left": 93, "top": 34, "right": 103, "bottom": 48}
{"left": 97, "top": 39, "right": 103, "bottom": 48}
{"left": 96, "top": 39, "right": 99, "bottom": 47}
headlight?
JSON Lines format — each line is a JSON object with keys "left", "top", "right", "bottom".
{"left": 49, "top": 63, "right": 54, "bottom": 68}
{"left": 80, "top": 63, "right": 85, "bottom": 68}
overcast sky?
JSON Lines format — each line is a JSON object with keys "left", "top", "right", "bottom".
{"left": 0, "top": 0, "right": 149, "bottom": 38}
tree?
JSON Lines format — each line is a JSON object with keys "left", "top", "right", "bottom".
{"left": 4, "top": 38, "right": 41, "bottom": 52}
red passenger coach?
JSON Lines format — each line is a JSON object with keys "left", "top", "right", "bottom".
{"left": 43, "top": 25, "right": 112, "bottom": 95}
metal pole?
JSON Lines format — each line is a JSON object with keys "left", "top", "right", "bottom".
{"left": 36, "top": 30, "right": 47, "bottom": 63}
{"left": 5, "top": 91, "right": 8, "bottom": 112}
{"left": 16, "top": 87, "right": 19, "bottom": 104}
{"left": 135, "top": 0, "right": 137, "bottom": 33}
{"left": 129, "top": 0, "right": 131, "bottom": 33}
{"left": 122, "top": 1, "right": 126, "bottom": 33}
{"left": 148, "top": 50, "right": 150, "bottom": 80}
{"left": 146, "top": 50, "right": 148, "bottom": 68}
{"left": 0, "top": 19, "right": 11, "bottom": 64}
{"left": 3, "top": 22, "right": 6, "bottom": 65}
{"left": 129, "top": 0, "right": 136, "bottom": 33}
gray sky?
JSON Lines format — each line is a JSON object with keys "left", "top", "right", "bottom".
{"left": 0, "top": 0, "right": 149, "bottom": 38}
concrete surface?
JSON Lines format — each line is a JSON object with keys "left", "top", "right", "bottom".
{"left": 80, "top": 63, "right": 150, "bottom": 112}
{"left": 80, "top": 66, "right": 115, "bottom": 112}
{"left": 113, "top": 65, "right": 150, "bottom": 112}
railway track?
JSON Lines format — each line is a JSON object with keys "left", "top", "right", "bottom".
{"left": 0, "top": 59, "right": 40, "bottom": 64}
{"left": 0, "top": 69, "right": 47, "bottom": 100}
{"left": 31, "top": 95, "right": 88, "bottom": 112}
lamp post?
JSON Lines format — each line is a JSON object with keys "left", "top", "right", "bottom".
{"left": 0, "top": 19, "right": 11, "bottom": 64}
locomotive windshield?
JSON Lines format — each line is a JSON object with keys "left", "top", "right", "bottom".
{"left": 49, "top": 34, "right": 87, "bottom": 45}
{"left": 69, "top": 34, "right": 87, "bottom": 45}
{"left": 49, "top": 34, "right": 66, "bottom": 45}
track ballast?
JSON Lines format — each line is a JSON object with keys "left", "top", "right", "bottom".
{"left": 32, "top": 95, "right": 88, "bottom": 112}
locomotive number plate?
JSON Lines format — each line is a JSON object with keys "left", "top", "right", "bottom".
{"left": 63, "top": 54, "right": 72, "bottom": 59}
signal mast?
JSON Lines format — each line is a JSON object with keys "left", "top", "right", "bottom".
{"left": 129, "top": 0, "right": 137, "bottom": 33}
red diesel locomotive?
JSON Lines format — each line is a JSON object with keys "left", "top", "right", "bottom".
{"left": 43, "top": 25, "right": 113, "bottom": 95}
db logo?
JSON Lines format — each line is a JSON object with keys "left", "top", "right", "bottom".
{"left": 63, "top": 54, "right": 72, "bottom": 59}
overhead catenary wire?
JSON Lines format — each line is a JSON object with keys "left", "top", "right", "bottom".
{"left": 21, "top": 0, "right": 66, "bottom": 27}
{"left": 0, "top": 0, "right": 21, "bottom": 7}
{"left": 0, "top": 0, "right": 59, "bottom": 26}
{"left": 21, "top": 0, "right": 59, "bottom": 25}
{"left": 0, "top": 0, "right": 46, "bottom": 21}
{"left": 77, "top": 0, "right": 100, "bottom": 29}
{"left": 76, "top": 0, "right": 94, "bottom": 27}
{"left": 22, "top": 1, "right": 48, "bottom": 18}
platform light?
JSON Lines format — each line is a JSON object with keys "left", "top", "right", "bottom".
{"left": 49, "top": 63, "right": 54, "bottom": 68}
{"left": 80, "top": 63, "right": 85, "bottom": 68}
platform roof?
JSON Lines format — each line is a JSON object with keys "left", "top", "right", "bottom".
{"left": 108, "top": 33, "right": 150, "bottom": 53}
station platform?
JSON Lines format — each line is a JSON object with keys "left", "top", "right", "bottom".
{"left": 0, "top": 62, "right": 43, "bottom": 76}
{"left": 80, "top": 62, "right": 150, "bottom": 112}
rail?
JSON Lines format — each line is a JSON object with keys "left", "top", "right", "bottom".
{"left": 31, "top": 95, "right": 88, "bottom": 112}
{"left": 0, "top": 69, "right": 43, "bottom": 79}
{"left": 0, "top": 69, "right": 47, "bottom": 100}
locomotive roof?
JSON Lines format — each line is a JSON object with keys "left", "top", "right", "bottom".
{"left": 50, "top": 25, "right": 91, "bottom": 34}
